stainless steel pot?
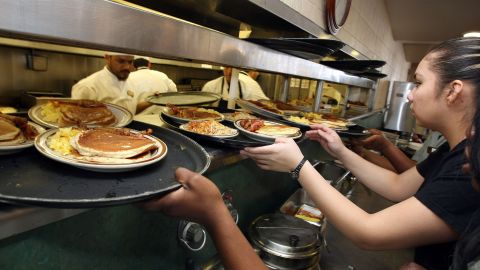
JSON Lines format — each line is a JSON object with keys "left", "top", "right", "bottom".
{"left": 248, "top": 213, "right": 322, "bottom": 270}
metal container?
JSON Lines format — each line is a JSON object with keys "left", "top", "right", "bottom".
{"left": 248, "top": 214, "right": 322, "bottom": 270}
{"left": 384, "top": 81, "right": 416, "bottom": 132}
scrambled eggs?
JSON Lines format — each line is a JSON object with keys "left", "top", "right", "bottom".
{"left": 47, "top": 127, "right": 81, "bottom": 155}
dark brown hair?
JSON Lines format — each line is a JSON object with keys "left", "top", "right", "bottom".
{"left": 427, "top": 37, "right": 480, "bottom": 97}
{"left": 439, "top": 37, "right": 480, "bottom": 269}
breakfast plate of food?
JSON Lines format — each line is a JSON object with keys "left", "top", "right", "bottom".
{"left": 222, "top": 111, "right": 258, "bottom": 122}
{"left": 0, "top": 113, "right": 45, "bottom": 155}
{"left": 160, "top": 114, "right": 269, "bottom": 148}
{"left": 179, "top": 120, "right": 238, "bottom": 138}
{"left": 283, "top": 112, "right": 354, "bottom": 130}
{"left": 234, "top": 119, "right": 302, "bottom": 143}
{"left": 35, "top": 127, "right": 167, "bottom": 172}
{"left": 236, "top": 99, "right": 303, "bottom": 120}
{"left": 28, "top": 99, "right": 133, "bottom": 128}
{"left": 162, "top": 105, "right": 224, "bottom": 123}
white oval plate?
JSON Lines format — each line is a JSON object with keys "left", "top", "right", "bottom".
{"left": 28, "top": 101, "right": 133, "bottom": 129}
{"left": 283, "top": 115, "right": 353, "bottom": 130}
{"left": 222, "top": 112, "right": 258, "bottom": 123}
{"left": 0, "top": 122, "right": 46, "bottom": 155}
{"left": 234, "top": 120, "right": 302, "bottom": 143}
{"left": 236, "top": 99, "right": 284, "bottom": 119}
{"left": 146, "top": 92, "right": 221, "bottom": 106}
{"left": 161, "top": 106, "right": 224, "bottom": 123}
{"left": 34, "top": 128, "right": 167, "bottom": 172}
{"left": 178, "top": 122, "right": 239, "bottom": 139}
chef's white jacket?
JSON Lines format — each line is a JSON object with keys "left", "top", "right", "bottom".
{"left": 201, "top": 72, "right": 268, "bottom": 101}
{"left": 128, "top": 68, "right": 177, "bottom": 103}
{"left": 71, "top": 66, "right": 137, "bottom": 115}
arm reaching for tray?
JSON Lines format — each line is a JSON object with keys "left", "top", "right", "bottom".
{"left": 141, "top": 167, "right": 267, "bottom": 270}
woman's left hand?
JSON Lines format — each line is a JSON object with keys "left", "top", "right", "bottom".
{"left": 240, "top": 137, "right": 304, "bottom": 172}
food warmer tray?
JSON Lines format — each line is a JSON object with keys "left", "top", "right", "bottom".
{"left": 319, "top": 60, "right": 386, "bottom": 72}
{"left": 0, "top": 121, "right": 210, "bottom": 208}
{"left": 281, "top": 38, "right": 345, "bottom": 53}
{"left": 245, "top": 38, "right": 335, "bottom": 59}
{"left": 160, "top": 113, "right": 271, "bottom": 149}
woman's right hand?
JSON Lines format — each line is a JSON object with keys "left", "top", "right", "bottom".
{"left": 305, "top": 124, "right": 349, "bottom": 158}
{"left": 357, "top": 129, "right": 392, "bottom": 152}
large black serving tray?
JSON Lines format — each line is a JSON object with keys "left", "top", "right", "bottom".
{"left": 245, "top": 38, "right": 335, "bottom": 59}
{"left": 0, "top": 121, "right": 210, "bottom": 208}
{"left": 336, "top": 124, "right": 371, "bottom": 137}
{"left": 320, "top": 60, "right": 386, "bottom": 72}
{"left": 281, "top": 38, "right": 345, "bottom": 52}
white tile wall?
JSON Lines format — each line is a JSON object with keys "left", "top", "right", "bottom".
{"left": 281, "top": 0, "right": 410, "bottom": 82}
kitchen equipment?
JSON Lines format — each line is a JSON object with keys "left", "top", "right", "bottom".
{"left": 178, "top": 190, "right": 239, "bottom": 253}
{"left": 0, "top": 121, "right": 210, "bottom": 208}
{"left": 384, "top": 81, "right": 416, "bottom": 133}
{"left": 280, "top": 189, "right": 325, "bottom": 227}
{"left": 249, "top": 213, "right": 322, "bottom": 270}
{"left": 313, "top": 160, "right": 356, "bottom": 197}
{"left": 21, "top": 91, "right": 64, "bottom": 108}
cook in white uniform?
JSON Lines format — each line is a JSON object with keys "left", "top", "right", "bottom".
{"left": 128, "top": 57, "right": 177, "bottom": 113}
{"left": 202, "top": 67, "right": 268, "bottom": 108}
{"left": 71, "top": 53, "right": 137, "bottom": 115}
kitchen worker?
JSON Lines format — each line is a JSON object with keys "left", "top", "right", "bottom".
{"left": 71, "top": 53, "right": 137, "bottom": 115}
{"left": 241, "top": 37, "right": 480, "bottom": 270}
{"left": 129, "top": 56, "right": 177, "bottom": 113}
{"left": 350, "top": 130, "right": 446, "bottom": 173}
{"left": 202, "top": 67, "right": 268, "bottom": 108}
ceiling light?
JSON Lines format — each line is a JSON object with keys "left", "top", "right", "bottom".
{"left": 463, "top": 32, "right": 480, "bottom": 38}
{"left": 351, "top": 50, "right": 360, "bottom": 57}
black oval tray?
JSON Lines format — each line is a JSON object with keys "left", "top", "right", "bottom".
{"left": 0, "top": 121, "right": 210, "bottom": 208}
{"left": 246, "top": 38, "right": 335, "bottom": 59}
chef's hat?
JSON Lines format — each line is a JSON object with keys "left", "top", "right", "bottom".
{"left": 134, "top": 55, "right": 151, "bottom": 61}
{"left": 105, "top": 51, "right": 134, "bottom": 56}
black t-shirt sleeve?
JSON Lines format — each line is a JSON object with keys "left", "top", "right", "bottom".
{"left": 416, "top": 143, "right": 448, "bottom": 178}
{"left": 415, "top": 178, "right": 479, "bottom": 233}
{"left": 414, "top": 141, "right": 480, "bottom": 270}
{"left": 415, "top": 142, "right": 480, "bottom": 233}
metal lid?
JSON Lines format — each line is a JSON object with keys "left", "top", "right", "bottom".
{"left": 248, "top": 213, "right": 320, "bottom": 259}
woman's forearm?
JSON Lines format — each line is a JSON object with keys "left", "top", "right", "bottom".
{"left": 336, "top": 148, "right": 415, "bottom": 201}
{"left": 381, "top": 144, "right": 417, "bottom": 173}
{"left": 361, "top": 150, "right": 397, "bottom": 172}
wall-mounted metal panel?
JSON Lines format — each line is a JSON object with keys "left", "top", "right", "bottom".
{"left": 0, "top": 0, "right": 374, "bottom": 88}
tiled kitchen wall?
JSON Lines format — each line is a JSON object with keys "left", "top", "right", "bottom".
{"left": 280, "top": 0, "right": 410, "bottom": 82}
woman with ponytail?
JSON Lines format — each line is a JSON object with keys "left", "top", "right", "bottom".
{"left": 242, "top": 37, "right": 480, "bottom": 270}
